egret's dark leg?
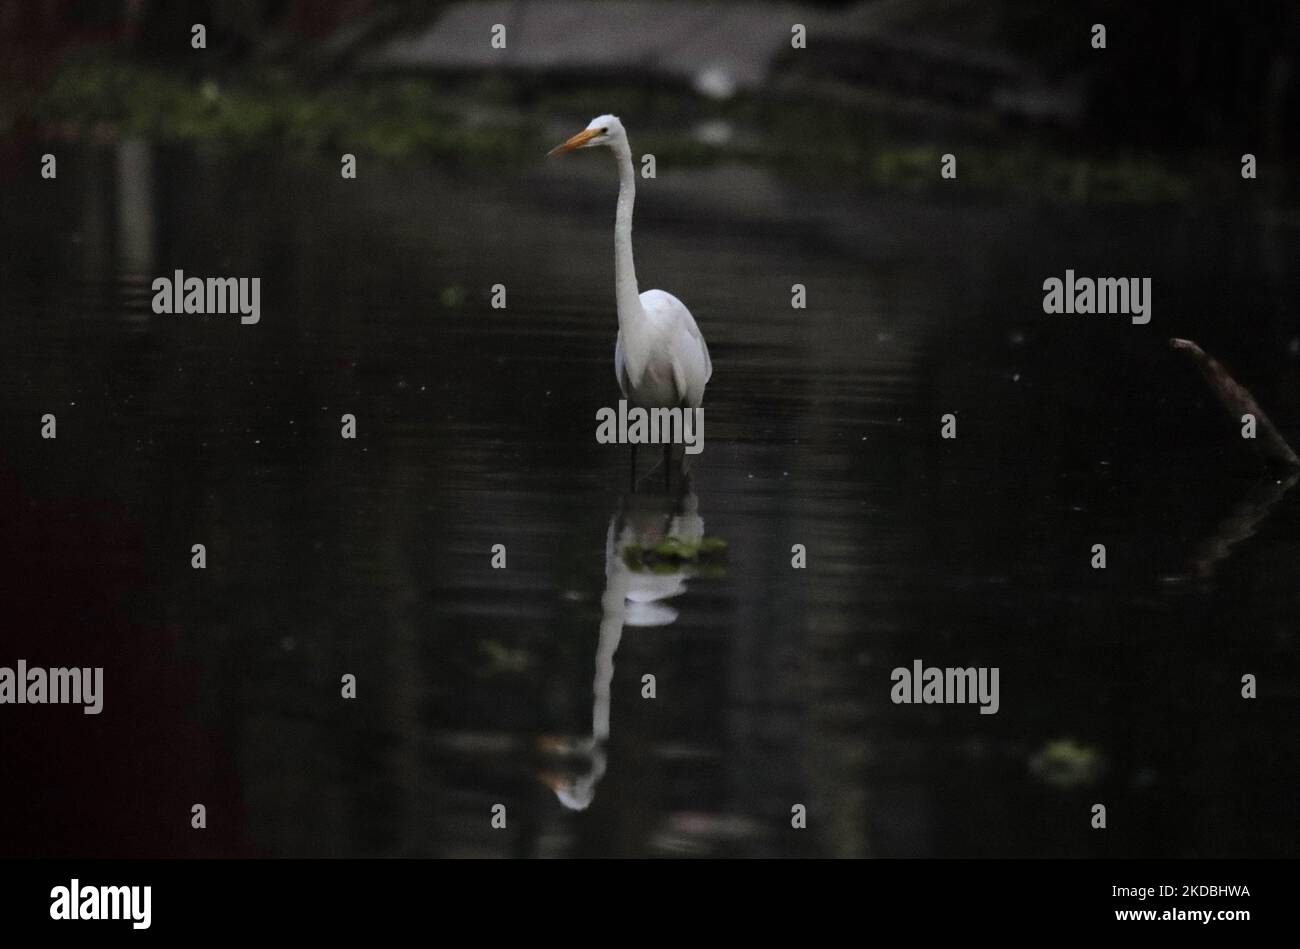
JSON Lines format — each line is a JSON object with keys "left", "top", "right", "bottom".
{"left": 629, "top": 444, "right": 638, "bottom": 493}
{"left": 663, "top": 443, "right": 671, "bottom": 492}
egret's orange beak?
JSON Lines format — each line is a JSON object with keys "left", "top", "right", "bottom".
{"left": 547, "top": 127, "right": 599, "bottom": 157}
{"left": 538, "top": 771, "right": 568, "bottom": 792}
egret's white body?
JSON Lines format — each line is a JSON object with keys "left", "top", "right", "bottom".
{"left": 550, "top": 115, "right": 712, "bottom": 412}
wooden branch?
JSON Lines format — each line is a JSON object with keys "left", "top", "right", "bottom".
{"left": 1169, "top": 338, "right": 1300, "bottom": 468}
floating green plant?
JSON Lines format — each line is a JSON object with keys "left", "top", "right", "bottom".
{"left": 1029, "top": 738, "right": 1104, "bottom": 789}
{"left": 622, "top": 536, "right": 728, "bottom": 573}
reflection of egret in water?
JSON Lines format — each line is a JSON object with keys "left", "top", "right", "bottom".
{"left": 541, "top": 475, "right": 706, "bottom": 811}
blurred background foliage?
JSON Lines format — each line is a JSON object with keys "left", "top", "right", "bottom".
{"left": 1, "top": 0, "right": 1297, "bottom": 203}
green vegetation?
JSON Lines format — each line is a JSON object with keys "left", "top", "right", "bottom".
{"left": 1029, "top": 738, "right": 1104, "bottom": 789}
{"left": 24, "top": 54, "right": 1201, "bottom": 204}
{"left": 30, "top": 56, "right": 534, "bottom": 165}
{"left": 623, "top": 537, "right": 728, "bottom": 574}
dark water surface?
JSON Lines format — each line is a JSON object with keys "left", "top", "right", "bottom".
{"left": 1, "top": 144, "right": 1298, "bottom": 857}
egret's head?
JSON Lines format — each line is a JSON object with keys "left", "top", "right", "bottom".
{"left": 547, "top": 114, "right": 626, "bottom": 156}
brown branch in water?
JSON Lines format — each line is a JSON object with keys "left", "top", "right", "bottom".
{"left": 1190, "top": 470, "right": 1299, "bottom": 578}
{"left": 1169, "top": 338, "right": 1300, "bottom": 468}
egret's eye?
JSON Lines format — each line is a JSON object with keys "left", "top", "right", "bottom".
{"left": 599, "top": 127, "right": 609, "bottom": 134}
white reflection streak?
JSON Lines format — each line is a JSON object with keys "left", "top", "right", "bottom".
{"left": 548, "top": 486, "right": 701, "bottom": 811}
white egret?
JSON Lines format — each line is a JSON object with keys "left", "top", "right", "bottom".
{"left": 548, "top": 115, "right": 712, "bottom": 485}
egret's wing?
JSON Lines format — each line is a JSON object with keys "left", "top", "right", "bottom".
{"left": 640, "top": 289, "right": 712, "bottom": 407}
{"left": 614, "top": 332, "right": 630, "bottom": 398}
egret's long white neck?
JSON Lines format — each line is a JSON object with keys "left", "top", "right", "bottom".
{"left": 613, "top": 142, "right": 650, "bottom": 378}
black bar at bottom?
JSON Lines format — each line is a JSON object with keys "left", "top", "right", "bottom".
{"left": 0, "top": 858, "right": 1283, "bottom": 936}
